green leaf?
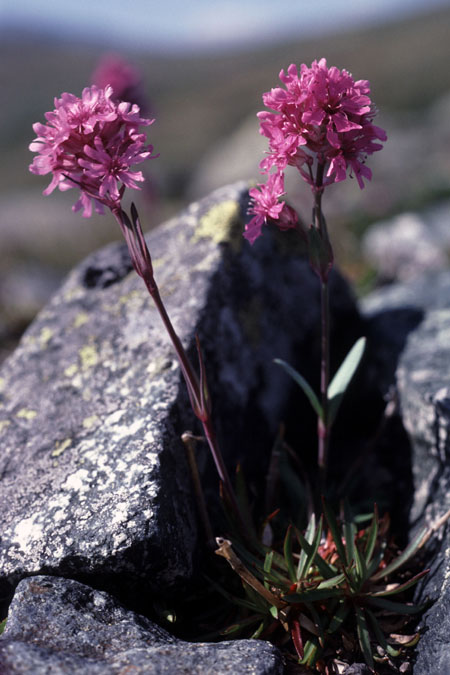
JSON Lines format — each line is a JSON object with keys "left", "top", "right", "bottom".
{"left": 299, "top": 638, "right": 319, "bottom": 666}
{"left": 317, "top": 572, "right": 346, "bottom": 590}
{"left": 297, "top": 514, "right": 323, "bottom": 580}
{"left": 222, "top": 613, "right": 267, "bottom": 635}
{"left": 274, "top": 359, "right": 323, "bottom": 421}
{"left": 343, "top": 501, "right": 357, "bottom": 568}
{"left": 327, "top": 337, "right": 366, "bottom": 425}
{"left": 284, "top": 587, "right": 343, "bottom": 603}
{"left": 0, "top": 618, "right": 6, "bottom": 635}
{"left": 322, "top": 499, "right": 347, "bottom": 565}
{"left": 297, "top": 513, "right": 316, "bottom": 579}
{"left": 366, "top": 596, "right": 424, "bottom": 614}
{"left": 371, "top": 526, "right": 427, "bottom": 581}
{"left": 295, "top": 522, "right": 337, "bottom": 580}
{"left": 327, "top": 602, "right": 350, "bottom": 634}
{"left": 353, "top": 542, "right": 368, "bottom": 591}
{"left": 371, "top": 569, "right": 429, "bottom": 597}
{"left": 355, "top": 605, "right": 374, "bottom": 670}
{"left": 251, "top": 619, "right": 269, "bottom": 639}
{"left": 203, "top": 574, "right": 263, "bottom": 612}
{"left": 364, "top": 507, "right": 379, "bottom": 565}
{"left": 284, "top": 525, "right": 297, "bottom": 583}
{"left": 365, "top": 608, "right": 401, "bottom": 658}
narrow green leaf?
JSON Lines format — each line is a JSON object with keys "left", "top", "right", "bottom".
{"left": 327, "top": 337, "right": 366, "bottom": 425}
{"left": 274, "top": 358, "right": 323, "bottom": 421}
{"left": 204, "top": 574, "right": 263, "bottom": 612}
{"left": 284, "top": 587, "right": 343, "bottom": 603}
{"left": 355, "top": 605, "right": 374, "bottom": 670}
{"left": 327, "top": 602, "right": 350, "bottom": 634}
{"left": 343, "top": 501, "right": 357, "bottom": 568}
{"left": 367, "top": 547, "right": 386, "bottom": 578}
{"left": 297, "top": 513, "right": 316, "bottom": 579}
{"left": 322, "top": 499, "right": 347, "bottom": 565}
{"left": 305, "top": 602, "right": 325, "bottom": 642}
{"left": 364, "top": 508, "right": 379, "bottom": 565}
{"left": 366, "top": 596, "right": 424, "bottom": 614}
{"left": 297, "top": 515, "right": 323, "bottom": 580}
{"left": 264, "top": 550, "right": 274, "bottom": 590}
{"left": 299, "top": 638, "right": 319, "bottom": 666}
{"left": 232, "top": 539, "right": 291, "bottom": 587}
{"left": 251, "top": 619, "right": 269, "bottom": 639}
{"left": 317, "top": 572, "right": 346, "bottom": 589}
{"left": 371, "top": 569, "right": 429, "bottom": 597}
{"left": 366, "top": 609, "right": 400, "bottom": 657}
{"left": 0, "top": 618, "right": 6, "bottom": 635}
{"left": 295, "top": 522, "right": 337, "bottom": 580}
{"left": 371, "top": 527, "right": 428, "bottom": 581}
{"left": 284, "top": 525, "right": 297, "bottom": 582}
{"left": 222, "top": 613, "right": 266, "bottom": 635}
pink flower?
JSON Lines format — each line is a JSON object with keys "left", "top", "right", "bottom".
{"left": 29, "top": 85, "right": 157, "bottom": 217}
{"left": 257, "top": 58, "right": 386, "bottom": 188}
{"left": 244, "top": 172, "right": 298, "bottom": 244}
{"left": 91, "top": 53, "right": 150, "bottom": 112}
{"left": 245, "top": 59, "right": 386, "bottom": 243}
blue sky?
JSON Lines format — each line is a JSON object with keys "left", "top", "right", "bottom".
{"left": 1, "top": 0, "right": 449, "bottom": 52}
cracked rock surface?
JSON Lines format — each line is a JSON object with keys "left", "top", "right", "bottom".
{"left": 0, "top": 181, "right": 360, "bottom": 621}
{"left": 364, "top": 269, "right": 450, "bottom": 674}
{"left": 0, "top": 575, "right": 283, "bottom": 674}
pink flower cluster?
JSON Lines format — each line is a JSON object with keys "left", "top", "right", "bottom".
{"left": 244, "top": 58, "right": 386, "bottom": 244}
{"left": 91, "top": 53, "right": 150, "bottom": 112}
{"left": 29, "top": 85, "right": 157, "bottom": 217}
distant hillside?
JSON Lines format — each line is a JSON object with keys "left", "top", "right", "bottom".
{"left": 1, "top": 4, "right": 450, "bottom": 201}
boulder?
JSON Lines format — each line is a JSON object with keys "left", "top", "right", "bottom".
{"left": 362, "top": 202, "right": 450, "bottom": 283}
{"left": 0, "top": 181, "right": 361, "bottom": 622}
{"left": 363, "top": 269, "right": 450, "bottom": 674}
{"left": 0, "top": 575, "right": 283, "bottom": 674}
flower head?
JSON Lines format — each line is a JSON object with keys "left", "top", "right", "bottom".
{"left": 245, "top": 59, "right": 386, "bottom": 243}
{"left": 29, "top": 85, "right": 157, "bottom": 217}
{"left": 259, "top": 58, "right": 386, "bottom": 188}
{"left": 244, "top": 171, "right": 299, "bottom": 244}
{"left": 91, "top": 53, "right": 150, "bottom": 112}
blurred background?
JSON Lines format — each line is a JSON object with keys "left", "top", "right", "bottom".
{"left": 1, "top": 0, "right": 450, "bottom": 362}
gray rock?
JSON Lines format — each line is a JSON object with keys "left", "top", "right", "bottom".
{"left": 362, "top": 207, "right": 450, "bottom": 283}
{"left": 363, "top": 270, "right": 450, "bottom": 674}
{"left": 0, "top": 575, "right": 283, "bottom": 674}
{"left": 0, "top": 181, "right": 360, "bottom": 617}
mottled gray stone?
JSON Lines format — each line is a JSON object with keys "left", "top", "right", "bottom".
{"left": 0, "top": 576, "right": 283, "bottom": 674}
{"left": 0, "top": 181, "right": 360, "bottom": 616}
{"left": 362, "top": 203, "right": 450, "bottom": 283}
{"left": 363, "top": 270, "right": 450, "bottom": 674}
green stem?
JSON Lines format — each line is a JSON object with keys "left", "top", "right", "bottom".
{"left": 313, "top": 164, "right": 331, "bottom": 491}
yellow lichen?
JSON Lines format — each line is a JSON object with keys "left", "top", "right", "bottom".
{"left": 82, "top": 415, "right": 99, "bottom": 430}
{"left": 193, "top": 200, "right": 242, "bottom": 251}
{"left": 79, "top": 343, "right": 99, "bottom": 370}
{"left": 64, "top": 364, "right": 79, "bottom": 378}
{"left": 73, "top": 312, "right": 89, "bottom": 328}
{"left": 16, "top": 409, "right": 37, "bottom": 420}
{"left": 0, "top": 420, "right": 11, "bottom": 432}
{"left": 52, "top": 438, "right": 71, "bottom": 457}
{"left": 39, "top": 327, "right": 53, "bottom": 348}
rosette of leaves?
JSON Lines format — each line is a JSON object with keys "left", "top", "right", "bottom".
{"left": 215, "top": 502, "right": 429, "bottom": 672}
